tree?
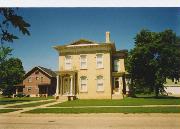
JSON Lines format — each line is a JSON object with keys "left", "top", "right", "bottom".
{"left": 0, "top": 8, "right": 30, "bottom": 45}
{"left": 127, "top": 29, "right": 180, "bottom": 97}
{"left": 0, "top": 8, "right": 30, "bottom": 96}
{"left": 0, "top": 58, "right": 25, "bottom": 96}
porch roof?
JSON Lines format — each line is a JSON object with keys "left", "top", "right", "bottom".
{"left": 112, "top": 72, "right": 125, "bottom": 77}
{"left": 56, "top": 70, "right": 77, "bottom": 76}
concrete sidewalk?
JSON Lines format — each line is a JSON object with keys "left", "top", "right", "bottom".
{"left": 0, "top": 99, "right": 54, "bottom": 108}
{"left": 4, "top": 100, "right": 66, "bottom": 115}
{"left": 45, "top": 104, "right": 180, "bottom": 108}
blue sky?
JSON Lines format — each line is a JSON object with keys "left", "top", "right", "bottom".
{"left": 8, "top": 8, "right": 180, "bottom": 72}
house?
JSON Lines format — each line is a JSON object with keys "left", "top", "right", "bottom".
{"left": 14, "top": 66, "right": 57, "bottom": 97}
{"left": 164, "top": 78, "right": 180, "bottom": 96}
{"left": 53, "top": 32, "right": 128, "bottom": 100}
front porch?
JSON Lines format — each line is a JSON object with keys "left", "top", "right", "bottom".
{"left": 38, "top": 84, "right": 50, "bottom": 97}
{"left": 13, "top": 85, "right": 25, "bottom": 98}
{"left": 112, "top": 72, "right": 126, "bottom": 99}
{"left": 55, "top": 71, "right": 77, "bottom": 100}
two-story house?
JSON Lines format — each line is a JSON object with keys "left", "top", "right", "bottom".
{"left": 14, "top": 66, "right": 57, "bottom": 97}
{"left": 53, "top": 32, "right": 128, "bottom": 99}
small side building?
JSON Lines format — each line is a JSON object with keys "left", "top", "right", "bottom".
{"left": 164, "top": 78, "right": 180, "bottom": 97}
{"left": 14, "top": 66, "right": 57, "bottom": 97}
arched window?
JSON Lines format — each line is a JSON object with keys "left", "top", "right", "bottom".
{"left": 80, "top": 76, "right": 87, "bottom": 92}
{"left": 97, "top": 76, "right": 104, "bottom": 91}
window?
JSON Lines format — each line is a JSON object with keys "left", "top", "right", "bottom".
{"left": 41, "top": 77, "right": 43, "bottom": 82}
{"left": 80, "top": 55, "right": 87, "bottom": 69}
{"left": 36, "top": 77, "right": 39, "bottom": 80}
{"left": 27, "top": 86, "right": 32, "bottom": 92}
{"left": 28, "top": 77, "right": 32, "bottom": 83}
{"left": 97, "top": 76, "right": 104, "bottom": 91}
{"left": 35, "top": 71, "right": 39, "bottom": 74}
{"left": 114, "top": 60, "right": 119, "bottom": 72}
{"left": 65, "top": 56, "right": 72, "bottom": 70}
{"left": 80, "top": 76, "right": 87, "bottom": 92}
{"left": 96, "top": 54, "right": 103, "bottom": 68}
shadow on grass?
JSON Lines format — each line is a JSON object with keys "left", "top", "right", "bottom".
{"left": 133, "top": 95, "right": 180, "bottom": 99}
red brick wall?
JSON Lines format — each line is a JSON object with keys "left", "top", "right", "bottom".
{"left": 23, "top": 69, "right": 52, "bottom": 96}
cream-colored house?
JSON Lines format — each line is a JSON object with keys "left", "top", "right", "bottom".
{"left": 53, "top": 32, "right": 128, "bottom": 99}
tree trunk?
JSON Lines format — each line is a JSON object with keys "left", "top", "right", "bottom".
{"left": 154, "top": 86, "right": 159, "bottom": 98}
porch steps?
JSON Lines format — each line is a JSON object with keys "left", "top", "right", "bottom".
{"left": 55, "top": 95, "right": 68, "bottom": 101}
{"left": 112, "top": 94, "right": 124, "bottom": 99}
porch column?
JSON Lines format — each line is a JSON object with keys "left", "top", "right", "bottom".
{"left": 70, "top": 75, "right": 73, "bottom": 95}
{"left": 60, "top": 76, "right": 63, "bottom": 95}
{"left": 56, "top": 75, "right": 59, "bottom": 96}
{"left": 16, "top": 88, "right": 18, "bottom": 94}
{"left": 73, "top": 74, "right": 75, "bottom": 95}
{"left": 119, "top": 77, "right": 123, "bottom": 94}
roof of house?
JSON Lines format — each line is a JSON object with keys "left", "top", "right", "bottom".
{"left": 37, "top": 66, "right": 57, "bottom": 77}
{"left": 24, "top": 66, "right": 57, "bottom": 79}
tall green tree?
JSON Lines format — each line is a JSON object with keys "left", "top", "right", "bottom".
{"left": 0, "top": 58, "right": 25, "bottom": 96}
{"left": 0, "top": 8, "right": 30, "bottom": 95}
{"left": 127, "top": 29, "right": 180, "bottom": 97}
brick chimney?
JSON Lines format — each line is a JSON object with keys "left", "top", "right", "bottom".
{"left": 106, "top": 31, "right": 110, "bottom": 43}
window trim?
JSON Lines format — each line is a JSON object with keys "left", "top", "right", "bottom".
{"left": 27, "top": 86, "right": 32, "bottom": 92}
{"left": 114, "top": 59, "right": 119, "bottom": 72}
{"left": 80, "top": 54, "right": 87, "bottom": 69}
{"left": 28, "top": 77, "right": 32, "bottom": 83}
{"left": 65, "top": 55, "right": 72, "bottom": 70}
{"left": 80, "top": 76, "right": 88, "bottom": 92}
{"left": 96, "top": 75, "right": 104, "bottom": 92}
{"left": 96, "top": 53, "right": 103, "bottom": 69}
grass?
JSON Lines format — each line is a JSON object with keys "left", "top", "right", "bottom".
{"left": 24, "top": 107, "right": 180, "bottom": 114}
{"left": 6, "top": 100, "right": 56, "bottom": 108}
{"left": 50, "top": 97, "right": 180, "bottom": 107}
{"left": 0, "top": 96, "right": 53, "bottom": 105}
{"left": 0, "top": 109, "right": 21, "bottom": 113}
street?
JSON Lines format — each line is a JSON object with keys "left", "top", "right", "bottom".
{"left": 0, "top": 113, "right": 179, "bottom": 129}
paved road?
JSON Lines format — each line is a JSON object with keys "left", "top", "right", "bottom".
{"left": 0, "top": 114, "right": 179, "bottom": 129}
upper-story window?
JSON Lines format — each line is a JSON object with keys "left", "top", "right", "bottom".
{"left": 80, "top": 76, "right": 87, "bottom": 92}
{"left": 35, "top": 71, "right": 39, "bottom": 74}
{"left": 96, "top": 75, "right": 104, "bottom": 91}
{"left": 96, "top": 54, "right": 103, "bottom": 68}
{"left": 41, "top": 77, "right": 43, "bottom": 82}
{"left": 114, "top": 60, "right": 119, "bottom": 72}
{"left": 80, "top": 55, "right": 87, "bottom": 69}
{"left": 28, "top": 77, "right": 32, "bottom": 83}
{"left": 65, "top": 56, "right": 72, "bottom": 70}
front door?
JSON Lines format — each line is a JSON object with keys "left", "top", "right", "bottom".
{"left": 113, "top": 77, "right": 120, "bottom": 94}
{"left": 63, "top": 77, "right": 70, "bottom": 95}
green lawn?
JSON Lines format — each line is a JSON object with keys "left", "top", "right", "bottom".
{"left": 0, "top": 109, "right": 21, "bottom": 113}
{"left": 50, "top": 97, "right": 180, "bottom": 107}
{"left": 6, "top": 100, "right": 55, "bottom": 108}
{"left": 0, "top": 96, "right": 53, "bottom": 105}
{"left": 24, "top": 107, "right": 180, "bottom": 114}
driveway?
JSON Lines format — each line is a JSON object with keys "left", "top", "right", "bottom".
{"left": 0, "top": 113, "right": 179, "bottom": 129}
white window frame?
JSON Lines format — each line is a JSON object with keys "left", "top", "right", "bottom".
{"left": 65, "top": 55, "right": 72, "bottom": 70}
{"left": 80, "top": 55, "right": 87, "bottom": 69}
{"left": 96, "top": 54, "right": 103, "bottom": 69}
{"left": 96, "top": 76, "right": 104, "bottom": 92}
{"left": 80, "top": 76, "right": 87, "bottom": 92}
{"left": 114, "top": 59, "right": 119, "bottom": 72}
{"left": 28, "top": 77, "right": 32, "bottom": 83}
{"left": 27, "top": 86, "right": 32, "bottom": 92}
